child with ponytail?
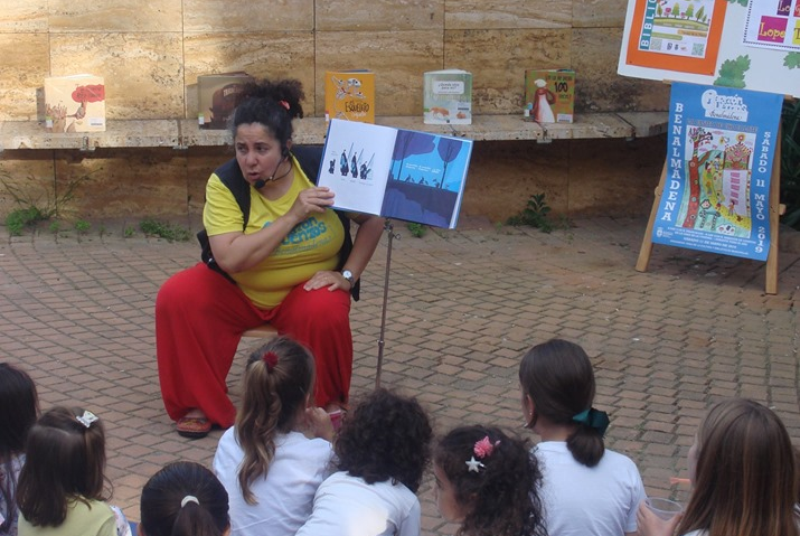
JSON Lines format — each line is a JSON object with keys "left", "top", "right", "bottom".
{"left": 519, "top": 339, "right": 646, "bottom": 536}
{"left": 212, "top": 336, "right": 335, "bottom": 536}
{"left": 139, "top": 461, "right": 229, "bottom": 536}
{"left": 16, "top": 407, "right": 132, "bottom": 536}
{"left": 432, "top": 425, "right": 547, "bottom": 536}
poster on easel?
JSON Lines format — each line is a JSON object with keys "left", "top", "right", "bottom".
{"left": 619, "top": 0, "right": 800, "bottom": 98}
{"left": 652, "top": 82, "right": 783, "bottom": 261}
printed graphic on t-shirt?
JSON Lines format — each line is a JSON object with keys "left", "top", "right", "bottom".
{"left": 264, "top": 217, "right": 333, "bottom": 256}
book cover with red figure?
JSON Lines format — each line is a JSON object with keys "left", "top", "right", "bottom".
{"left": 44, "top": 75, "right": 106, "bottom": 133}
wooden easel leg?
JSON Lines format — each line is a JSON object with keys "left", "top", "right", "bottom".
{"left": 636, "top": 159, "right": 668, "bottom": 272}
{"left": 765, "top": 125, "right": 782, "bottom": 295}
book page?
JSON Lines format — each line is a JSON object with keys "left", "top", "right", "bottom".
{"left": 319, "top": 120, "right": 397, "bottom": 216}
{"left": 380, "top": 130, "right": 473, "bottom": 229}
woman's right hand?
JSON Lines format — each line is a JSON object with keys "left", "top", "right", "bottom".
{"left": 305, "top": 407, "right": 335, "bottom": 442}
{"left": 288, "top": 187, "right": 335, "bottom": 222}
{"left": 636, "top": 501, "right": 682, "bottom": 536}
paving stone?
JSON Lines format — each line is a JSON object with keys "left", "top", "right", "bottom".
{"left": 1, "top": 216, "right": 798, "bottom": 533}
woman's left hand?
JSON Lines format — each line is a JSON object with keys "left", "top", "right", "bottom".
{"left": 303, "top": 270, "right": 352, "bottom": 292}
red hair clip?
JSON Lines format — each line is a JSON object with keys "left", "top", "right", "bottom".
{"left": 262, "top": 351, "right": 279, "bottom": 370}
{"left": 278, "top": 100, "right": 290, "bottom": 111}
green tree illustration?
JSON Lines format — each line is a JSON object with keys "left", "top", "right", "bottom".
{"left": 727, "top": 0, "right": 747, "bottom": 6}
{"left": 714, "top": 55, "right": 750, "bottom": 88}
{"left": 686, "top": 3, "right": 695, "bottom": 20}
{"left": 673, "top": 2, "right": 681, "bottom": 17}
{"left": 695, "top": 5, "right": 705, "bottom": 21}
{"left": 657, "top": 4, "right": 663, "bottom": 16}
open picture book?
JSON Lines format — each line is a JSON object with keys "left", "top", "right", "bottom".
{"left": 318, "top": 119, "right": 474, "bottom": 229}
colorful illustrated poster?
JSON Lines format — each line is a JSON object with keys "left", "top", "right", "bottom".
{"left": 625, "top": 0, "right": 727, "bottom": 74}
{"left": 743, "top": 0, "right": 800, "bottom": 52}
{"left": 652, "top": 82, "right": 783, "bottom": 261}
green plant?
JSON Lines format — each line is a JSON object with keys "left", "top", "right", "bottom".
{"left": 97, "top": 223, "right": 107, "bottom": 236}
{"left": 74, "top": 219, "right": 91, "bottom": 234}
{"left": 780, "top": 99, "right": 800, "bottom": 229}
{"left": 5, "top": 206, "right": 45, "bottom": 236}
{"left": 49, "top": 220, "right": 62, "bottom": 234}
{"left": 506, "top": 193, "right": 555, "bottom": 233}
{"left": 1, "top": 172, "right": 92, "bottom": 235}
{"left": 123, "top": 225, "right": 136, "bottom": 238}
{"left": 139, "top": 218, "right": 191, "bottom": 242}
{"left": 407, "top": 222, "right": 427, "bottom": 238}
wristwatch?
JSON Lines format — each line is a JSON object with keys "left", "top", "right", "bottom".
{"left": 341, "top": 270, "right": 355, "bottom": 285}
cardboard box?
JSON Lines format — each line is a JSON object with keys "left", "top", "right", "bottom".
{"left": 423, "top": 69, "right": 472, "bottom": 125}
{"left": 44, "top": 75, "right": 106, "bottom": 133}
{"left": 197, "top": 73, "right": 254, "bottom": 130}
{"left": 324, "top": 70, "right": 375, "bottom": 123}
{"left": 524, "top": 69, "right": 575, "bottom": 124}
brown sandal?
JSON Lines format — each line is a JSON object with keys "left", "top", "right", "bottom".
{"left": 176, "top": 415, "right": 211, "bottom": 439}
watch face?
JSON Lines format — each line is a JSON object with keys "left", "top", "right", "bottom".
{"left": 342, "top": 270, "right": 354, "bottom": 282}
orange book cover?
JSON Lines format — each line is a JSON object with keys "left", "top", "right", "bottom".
{"left": 44, "top": 75, "right": 106, "bottom": 133}
{"left": 324, "top": 70, "right": 375, "bottom": 123}
{"left": 524, "top": 69, "right": 575, "bottom": 124}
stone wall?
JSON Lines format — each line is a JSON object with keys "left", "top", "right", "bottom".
{"left": 0, "top": 0, "right": 669, "bottom": 223}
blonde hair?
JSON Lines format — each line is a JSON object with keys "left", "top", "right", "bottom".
{"left": 235, "top": 336, "right": 315, "bottom": 504}
{"left": 677, "top": 398, "right": 798, "bottom": 536}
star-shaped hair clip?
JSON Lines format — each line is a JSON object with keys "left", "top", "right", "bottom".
{"left": 465, "top": 456, "right": 485, "bottom": 473}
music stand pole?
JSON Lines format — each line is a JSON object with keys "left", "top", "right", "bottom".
{"left": 375, "top": 218, "right": 399, "bottom": 389}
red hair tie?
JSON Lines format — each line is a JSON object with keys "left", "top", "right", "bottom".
{"left": 262, "top": 351, "right": 279, "bottom": 370}
{"left": 278, "top": 100, "right": 290, "bottom": 111}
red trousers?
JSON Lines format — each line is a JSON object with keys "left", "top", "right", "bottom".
{"left": 155, "top": 263, "right": 352, "bottom": 428}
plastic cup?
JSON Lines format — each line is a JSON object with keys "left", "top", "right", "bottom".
{"left": 645, "top": 497, "right": 683, "bottom": 520}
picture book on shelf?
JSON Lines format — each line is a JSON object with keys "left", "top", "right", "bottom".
{"left": 423, "top": 69, "right": 472, "bottom": 125}
{"left": 324, "top": 70, "right": 375, "bottom": 123}
{"left": 197, "top": 72, "right": 254, "bottom": 130}
{"left": 319, "top": 119, "right": 474, "bottom": 229}
{"left": 524, "top": 69, "right": 575, "bottom": 123}
{"left": 44, "top": 75, "right": 106, "bottom": 133}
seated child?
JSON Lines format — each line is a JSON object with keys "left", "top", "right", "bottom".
{"left": 295, "top": 388, "right": 433, "bottom": 536}
{"left": 638, "top": 398, "right": 798, "bottom": 536}
{"left": 140, "top": 461, "right": 230, "bottom": 536}
{"left": 16, "top": 407, "right": 132, "bottom": 536}
{"left": 0, "top": 363, "right": 39, "bottom": 536}
{"left": 433, "top": 424, "right": 547, "bottom": 536}
{"left": 213, "top": 337, "right": 335, "bottom": 536}
{"left": 519, "top": 339, "right": 646, "bottom": 536}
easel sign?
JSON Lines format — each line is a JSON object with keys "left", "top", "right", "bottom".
{"left": 637, "top": 82, "right": 784, "bottom": 290}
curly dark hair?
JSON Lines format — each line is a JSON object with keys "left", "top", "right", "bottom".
{"left": 434, "top": 425, "right": 547, "bottom": 536}
{"left": 231, "top": 78, "right": 305, "bottom": 150}
{"left": 334, "top": 388, "right": 432, "bottom": 493}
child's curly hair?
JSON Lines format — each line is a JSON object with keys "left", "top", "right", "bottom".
{"left": 434, "top": 425, "right": 546, "bottom": 536}
{"left": 334, "top": 388, "right": 432, "bottom": 493}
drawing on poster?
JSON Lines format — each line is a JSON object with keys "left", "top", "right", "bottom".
{"left": 626, "top": 0, "right": 727, "bottom": 74}
{"left": 673, "top": 128, "right": 755, "bottom": 236}
{"left": 743, "top": 0, "right": 800, "bottom": 52}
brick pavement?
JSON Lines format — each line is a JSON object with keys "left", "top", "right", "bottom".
{"left": 1, "top": 216, "right": 798, "bottom": 535}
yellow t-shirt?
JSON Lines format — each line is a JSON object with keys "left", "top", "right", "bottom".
{"left": 203, "top": 157, "right": 345, "bottom": 309}
{"left": 19, "top": 498, "right": 116, "bottom": 536}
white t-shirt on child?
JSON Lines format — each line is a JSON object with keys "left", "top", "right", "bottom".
{"left": 213, "top": 429, "right": 333, "bottom": 536}
{"left": 533, "top": 441, "right": 646, "bottom": 536}
{"left": 295, "top": 471, "right": 421, "bottom": 536}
